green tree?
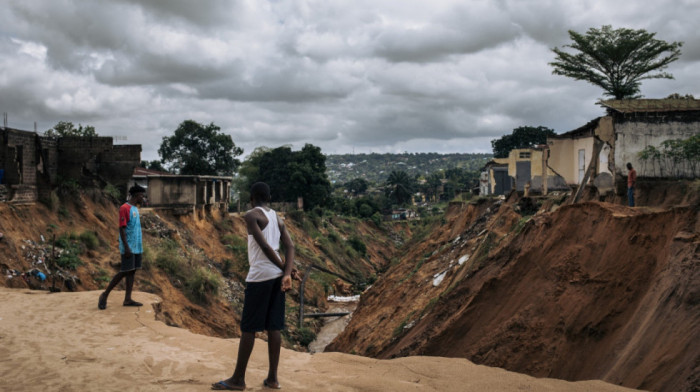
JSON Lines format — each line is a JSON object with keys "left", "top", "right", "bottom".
{"left": 386, "top": 170, "right": 414, "bottom": 206}
{"left": 139, "top": 160, "right": 168, "bottom": 172}
{"left": 421, "top": 172, "right": 443, "bottom": 202}
{"left": 345, "top": 178, "right": 369, "bottom": 196}
{"left": 550, "top": 25, "right": 683, "bottom": 99}
{"left": 491, "top": 126, "right": 556, "bottom": 158}
{"left": 45, "top": 121, "right": 98, "bottom": 137}
{"left": 158, "top": 120, "right": 243, "bottom": 176}
{"left": 237, "top": 144, "right": 331, "bottom": 210}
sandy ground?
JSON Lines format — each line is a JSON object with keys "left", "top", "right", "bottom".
{"left": 0, "top": 288, "right": 642, "bottom": 392}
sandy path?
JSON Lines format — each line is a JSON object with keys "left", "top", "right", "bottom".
{"left": 0, "top": 288, "right": 642, "bottom": 392}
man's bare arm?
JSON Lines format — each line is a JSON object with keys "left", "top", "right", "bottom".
{"left": 244, "top": 211, "right": 285, "bottom": 271}
{"left": 279, "top": 219, "right": 295, "bottom": 277}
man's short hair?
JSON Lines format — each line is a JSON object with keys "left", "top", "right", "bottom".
{"left": 250, "top": 182, "right": 271, "bottom": 202}
{"left": 129, "top": 184, "right": 146, "bottom": 195}
{"left": 626, "top": 162, "right": 633, "bottom": 169}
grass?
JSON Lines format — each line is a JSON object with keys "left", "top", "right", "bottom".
{"left": 185, "top": 267, "right": 221, "bottom": 304}
{"left": 79, "top": 230, "right": 99, "bottom": 250}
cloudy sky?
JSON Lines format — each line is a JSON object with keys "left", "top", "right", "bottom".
{"left": 1, "top": 0, "right": 698, "bottom": 161}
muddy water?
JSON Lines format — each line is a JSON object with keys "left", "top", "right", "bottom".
{"left": 308, "top": 302, "right": 357, "bottom": 353}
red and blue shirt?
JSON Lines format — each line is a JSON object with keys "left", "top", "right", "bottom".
{"left": 118, "top": 203, "right": 142, "bottom": 254}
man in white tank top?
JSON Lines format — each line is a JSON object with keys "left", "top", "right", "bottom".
{"left": 213, "top": 182, "right": 295, "bottom": 391}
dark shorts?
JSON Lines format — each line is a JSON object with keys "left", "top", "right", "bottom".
{"left": 120, "top": 253, "right": 142, "bottom": 272}
{"left": 240, "top": 277, "right": 285, "bottom": 333}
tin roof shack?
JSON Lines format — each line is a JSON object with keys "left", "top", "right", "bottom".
{"left": 0, "top": 127, "right": 58, "bottom": 203}
{"left": 600, "top": 98, "right": 700, "bottom": 179}
{"left": 131, "top": 172, "right": 231, "bottom": 216}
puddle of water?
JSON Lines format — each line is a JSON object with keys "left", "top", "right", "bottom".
{"left": 308, "top": 302, "right": 357, "bottom": 353}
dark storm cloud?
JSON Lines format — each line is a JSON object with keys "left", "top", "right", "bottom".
{"left": 0, "top": 0, "right": 698, "bottom": 159}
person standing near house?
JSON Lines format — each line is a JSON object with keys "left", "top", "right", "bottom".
{"left": 212, "top": 182, "right": 295, "bottom": 391}
{"left": 98, "top": 184, "right": 146, "bottom": 309}
{"left": 626, "top": 162, "right": 637, "bottom": 207}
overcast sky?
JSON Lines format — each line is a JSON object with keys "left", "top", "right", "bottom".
{"left": 1, "top": 0, "right": 698, "bottom": 161}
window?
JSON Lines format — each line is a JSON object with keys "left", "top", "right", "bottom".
{"left": 519, "top": 151, "right": 531, "bottom": 159}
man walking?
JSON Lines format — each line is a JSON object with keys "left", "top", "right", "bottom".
{"left": 213, "top": 182, "right": 295, "bottom": 391}
{"left": 626, "top": 162, "right": 637, "bottom": 207}
{"left": 98, "top": 184, "right": 146, "bottom": 309}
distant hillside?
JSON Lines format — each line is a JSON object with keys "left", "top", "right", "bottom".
{"left": 326, "top": 153, "right": 492, "bottom": 184}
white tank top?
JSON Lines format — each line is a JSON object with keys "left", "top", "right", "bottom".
{"left": 246, "top": 207, "right": 283, "bottom": 282}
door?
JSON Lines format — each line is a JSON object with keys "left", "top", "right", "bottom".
{"left": 493, "top": 168, "right": 511, "bottom": 195}
{"left": 516, "top": 161, "right": 531, "bottom": 191}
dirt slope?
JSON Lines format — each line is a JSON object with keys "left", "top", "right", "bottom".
{"left": 328, "top": 195, "right": 699, "bottom": 392}
{"left": 0, "top": 192, "right": 398, "bottom": 347}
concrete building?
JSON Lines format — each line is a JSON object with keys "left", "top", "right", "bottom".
{"left": 547, "top": 98, "right": 700, "bottom": 195}
{"left": 0, "top": 127, "right": 140, "bottom": 203}
{"left": 131, "top": 168, "right": 232, "bottom": 215}
{"left": 482, "top": 147, "right": 566, "bottom": 196}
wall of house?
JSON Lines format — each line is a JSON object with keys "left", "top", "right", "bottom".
{"left": 146, "top": 177, "right": 197, "bottom": 207}
{"left": 0, "top": 129, "right": 39, "bottom": 202}
{"left": 547, "top": 138, "right": 574, "bottom": 184}
{"left": 1, "top": 129, "right": 37, "bottom": 186}
{"left": 613, "top": 115, "right": 699, "bottom": 178}
{"left": 57, "top": 137, "right": 141, "bottom": 189}
{"left": 547, "top": 137, "right": 595, "bottom": 185}
{"left": 487, "top": 158, "right": 509, "bottom": 195}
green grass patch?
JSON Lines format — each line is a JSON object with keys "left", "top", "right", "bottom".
{"left": 79, "top": 230, "right": 99, "bottom": 250}
{"left": 185, "top": 267, "right": 221, "bottom": 304}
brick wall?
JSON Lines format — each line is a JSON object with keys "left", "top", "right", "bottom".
{"left": 1, "top": 129, "right": 141, "bottom": 203}
{"left": 57, "top": 137, "right": 141, "bottom": 187}
{"left": 2, "top": 128, "right": 37, "bottom": 186}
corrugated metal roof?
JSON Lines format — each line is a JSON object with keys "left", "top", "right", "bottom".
{"left": 599, "top": 99, "right": 700, "bottom": 113}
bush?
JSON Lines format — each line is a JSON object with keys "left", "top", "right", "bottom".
{"left": 287, "top": 210, "right": 305, "bottom": 223}
{"left": 348, "top": 235, "right": 367, "bottom": 256}
{"left": 370, "top": 212, "right": 382, "bottom": 226}
{"left": 141, "top": 244, "right": 155, "bottom": 271}
{"left": 79, "top": 231, "right": 99, "bottom": 250}
{"left": 103, "top": 184, "right": 121, "bottom": 200}
{"left": 40, "top": 190, "right": 60, "bottom": 211}
{"left": 185, "top": 267, "right": 221, "bottom": 303}
{"left": 54, "top": 234, "right": 84, "bottom": 270}
{"left": 57, "top": 176, "right": 81, "bottom": 197}
{"left": 296, "top": 327, "right": 317, "bottom": 347}
{"left": 156, "top": 247, "right": 184, "bottom": 278}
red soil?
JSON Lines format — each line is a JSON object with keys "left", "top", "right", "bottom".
{"left": 328, "top": 190, "right": 699, "bottom": 392}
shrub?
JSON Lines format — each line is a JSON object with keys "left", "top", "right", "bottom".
{"left": 79, "top": 230, "right": 99, "bottom": 250}
{"left": 370, "top": 212, "right": 382, "bottom": 226}
{"left": 57, "top": 176, "right": 81, "bottom": 197}
{"left": 327, "top": 231, "right": 339, "bottom": 243}
{"left": 185, "top": 267, "right": 221, "bottom": 303}
{"left": 348, "top": 235, "right": 367, "bottom": 256}
{"left": 103, "top": 184, "right": 121, "bottom": 200}
{"left": 54, "top": 234, "right": 84, "bottom": 270}
{"left": 58, "top": 206, "right": 71, "bottom": 220}
{"left": 141, "top": 244, "right": 155, "bottom": 271}
{"left": 296, "top": 327, "right": 317, "bottom": 347}
{"left": 156, "top": 248, "right": 184, "bottom": 278}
